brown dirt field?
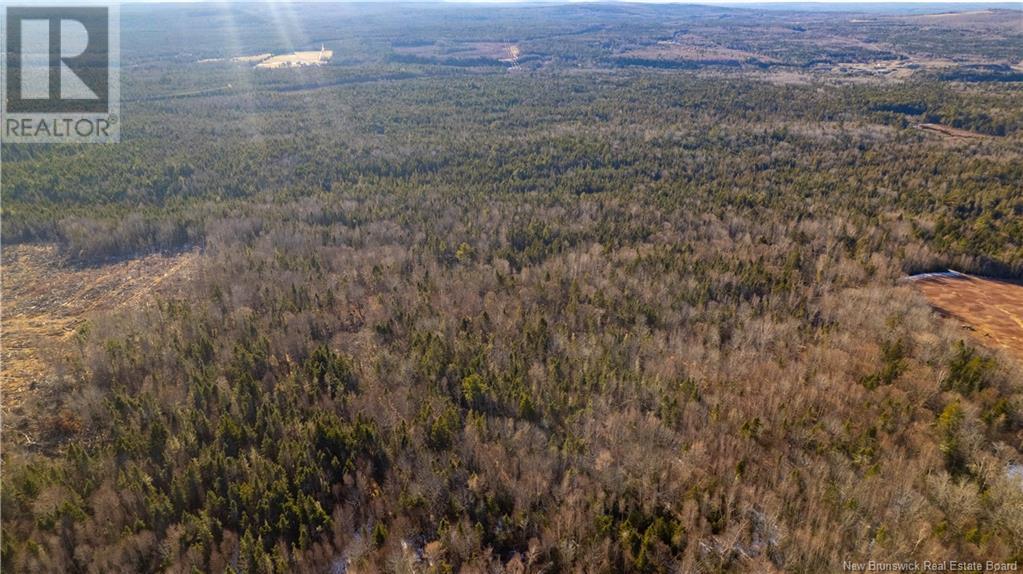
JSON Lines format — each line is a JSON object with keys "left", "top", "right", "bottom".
{"left": 912, "top": 273, "right": 1023, "bottom": 363}
{"left": 2, "top": 245, "right": 197, "bottom": 415}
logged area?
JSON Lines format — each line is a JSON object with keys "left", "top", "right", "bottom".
{"left": 912, "top": 273, "right": 1023, "bottom": 363}
{"left": 1, "top": 3, "right": 1022, "bottom": 573}
{"left": 1, "top": 246, "right": 195, "bottom": 436}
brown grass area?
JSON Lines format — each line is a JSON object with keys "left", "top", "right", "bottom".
{"left": 2, "top": 245, "right": 197, "bottom": 412}
{"left": 913, "top": 273, "right": 1023, "bottom": 363}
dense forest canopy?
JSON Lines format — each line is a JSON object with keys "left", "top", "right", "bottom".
{"left": 2, "top": 3, "right": 1022, "bottom": 573}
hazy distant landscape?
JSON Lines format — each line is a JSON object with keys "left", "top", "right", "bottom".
{"left": 2, "top": 3, "right": 1021, "bottom": 572}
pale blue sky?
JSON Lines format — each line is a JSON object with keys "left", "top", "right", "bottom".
{"left": 57, "top": 0, "right": 1023, "bottom": 4}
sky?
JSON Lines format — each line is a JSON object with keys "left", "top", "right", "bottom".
{"left": 41, "top": 0, "right": 1023, "bottom": 4}
{"left": 25, "top": 0, "right": 1023, "bottom": 6}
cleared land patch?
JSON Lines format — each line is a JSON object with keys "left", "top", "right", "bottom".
{"left": 256, "top": 48, "right": 333, "bottom": 69}
{"left": 198, "top": 50, "right": 331, "bottom": 68}
{"left": 904, "top": 9, "right": 1023, "bottom": 32}
{"left": 916, "top": 123, "right": 990, "bottom": 139}
{"left": 619, "top": 37, "right": 776, "bottom": 66}
{"left": 392, "top": 41, "right": 520, "bottom": 63}
{"left": 233, "top": 53, "right": 273, "bottom": 63}
{"left": 2, "top": 245, "right": 196, "bottom": 413}
{"left": 910, "top": 272, "right": 1023, "bottom": 362}
{"left": 832, "top": 58, "right": 956, "bottom": 79}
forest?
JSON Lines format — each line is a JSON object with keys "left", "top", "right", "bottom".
{"left": 2, "top": 3, "right": 1022, "bottom": 573}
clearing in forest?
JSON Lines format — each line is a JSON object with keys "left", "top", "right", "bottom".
{"left": 620, "top": 37, "right": 777, "bottom": 66}
{"left": 393, "top": 41, "right": 519, "bottom": 62}
{"left": 1, "top": 245, "right": 196, "bottom": 411}
{"left": 916, "top": 123, "right": 990, "bottom": 139}
{"left": 910, "top": 271, "right": 1023, "bottom": 362}
{"left": 256, "top": 47, "right": 333, "bottom": 69}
